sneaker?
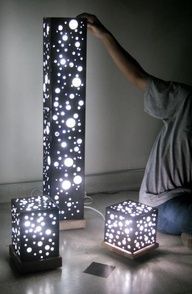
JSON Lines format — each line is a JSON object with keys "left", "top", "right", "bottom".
{"left": 181, "top": 232, "right": 192, "bottom": 249}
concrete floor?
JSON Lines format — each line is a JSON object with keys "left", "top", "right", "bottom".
{"left": 0, "top": 191, "right": 192, "bottom": 294}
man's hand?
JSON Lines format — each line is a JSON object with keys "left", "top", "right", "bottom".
{"left": 77, "top": 13, "right": 110, "bottom": 40}
{"left": 77, "top": 12, "right": 148, "bottom": 91}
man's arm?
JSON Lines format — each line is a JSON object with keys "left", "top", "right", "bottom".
{"left": 78, "top": 13, "right": 149, "bottom": 91}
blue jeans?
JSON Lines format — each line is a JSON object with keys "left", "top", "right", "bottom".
{"left": 157, "top": 195, "right": 192, "bottom": 235}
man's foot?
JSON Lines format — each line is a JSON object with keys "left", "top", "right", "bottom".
{"left": 181, "top": 232, "right": 192, "bottom": 249}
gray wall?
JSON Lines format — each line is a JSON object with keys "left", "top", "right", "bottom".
{"left": 0, "top": 0, "right": 192, "bottom": 184}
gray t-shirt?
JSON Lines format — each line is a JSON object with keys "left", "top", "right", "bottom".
{"left": 139, "top": 77, "right": 192, "bottom": 207}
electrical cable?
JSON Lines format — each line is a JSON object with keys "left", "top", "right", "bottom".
{"left": 84, "top": 194, "right": 93, "bottom": 205}
{"left": 84, "top": 205, "right": 105, "bottom": 221}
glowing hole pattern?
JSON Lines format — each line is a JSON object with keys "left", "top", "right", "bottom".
{"left": 11, "top": 196, "right": 59, "bottom": 262}
{"left": 43, "top": 18, "right": 86, "bottom": 220}
{"left": 104, "top": 200, "right": 158, "bottom": 254}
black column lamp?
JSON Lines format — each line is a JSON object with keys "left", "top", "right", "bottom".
{"left": 43, "top": 18, "right": 87, "bottom": 230}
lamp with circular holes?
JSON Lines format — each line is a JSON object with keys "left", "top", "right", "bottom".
{"left": 9, "top": 195, "right": 62, "bottom": 273}
{"left": 103, "top": 200, "right": 159, "bottom": 259}
{"left": 43, "top": 18, "right": 87, "bottom": 230}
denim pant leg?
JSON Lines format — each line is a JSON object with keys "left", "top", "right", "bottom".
{"left": 156, "top": 195, "right": 192, "bottom": 235}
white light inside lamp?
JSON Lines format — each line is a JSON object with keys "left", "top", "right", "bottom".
{"left": 66, "top": 105, "right": 71, "bottom": 110}
{"left": 45, "top": 229, "right": 52, "bottom": 235}
{"left": 47, "top": 156, "right": 51, "bottom": 166}
{"left": 61, "top": 180, "right": 71, "bottom": 190}
{"left": 75, "top": 41, "right": 80, "bottom": 47}
{"left": 77, "top": 66, "right": 83, "bottom": 72}
{"left": 66, "top": 118, "right": 76, "bottom": 128}
{"left": 69, "top": 19, "right": 78, "bottom": 30}
{"left": 73, "top": 113, "right": 78, "bottom": 119}
{"left": 74, "top": 146, "right": 79, "bottom": 152}
{"left": 38, "top": 241, "right": 43, "bottom": 247}
{"left": 61, "top": 142, "right": 67, "bottom": 148}
{"left": 46, "top": 25, "right": 50, "bottom": 34}
{"left": 72, "top": 77, "right": 81, "bottom": 87}
{"left": 55, "top": 88, "right": 60, "bottom": 94}
{"left": 45, "top": 74, "right": 49, "bottom": 83}
{"left": 60, "top": 58, "right": 66, "bottom": 65}
{"left": 53, "top": 115, "right": 58, "bottom": 120}
{"left": 54, "top": 101, "right": 59, "bottom": 107}
{"left": 24, "top": 221, "right": 31, "bottom": 227}
{"left": 62, "top": 35, "right": 68, "bottom": 41}
{"left": 77, "top": 138, "right": 82, "bottom": 144}
{"left": 103, "top": 200, "right": 159, "bottom": 258}
{"left": 69, "top": 94, "right": 75, "bottom": 99}
{"left": 64, "top": 158, "right": 74, "bottom": 167}
{"left": 35, "top": 226, "right": 42, "bottom": 232}
{"left": 58, "top": 25, "right": 63, "bottom": 31}
{"left": 46, "top": 125, "right": 50, "bottom": 134}
{"left": 73, "top": 175, "right": 82, "bottom": 185}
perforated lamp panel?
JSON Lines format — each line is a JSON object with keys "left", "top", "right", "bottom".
{"left": 43, "top": 18, "right": 87, "bottom": 221}
{"left": 104, "top": 200, "right": 158, "bottom": 254}
{"left": 11, "top": 196, "right": 59, "bottom": 262}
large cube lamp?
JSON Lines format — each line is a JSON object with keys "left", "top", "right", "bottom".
{"left": 103, "top": 200, "right": 159, "bottom": 259}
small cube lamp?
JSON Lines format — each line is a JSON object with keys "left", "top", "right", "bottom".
{"left": 43, "top": 18, "right": 87, "bottom": 230}
{"left": 9, "top": 195, "right": 62, "bottom": 273}
{"left": 103, "top": 200, "right": 159, "bottom": 259}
